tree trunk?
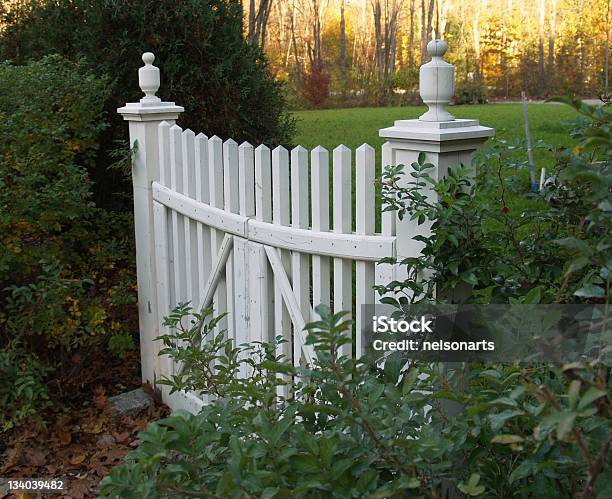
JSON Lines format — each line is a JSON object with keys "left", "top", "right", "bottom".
{"left": 547, "top": 0, "right": 557, "bottom": 93}
{"left": 606, "top": 0, "right": 610, "bottom": 95}
{"left": 290, "top": 0, "right": 302, "bottom": 80}
{"left": 374, "top": 0, "right": 383, "bottom": 79}
{"left": 340, "top": 0, "right": 347, "bottom": 98}
{"left": 408, "top": 0, "right": 415, "bottom": 69}
{"left": 538, "top": 0, "right": 546, "bottom": 97}
{"left": 421, "top": 0, "right": 434, "bottom": 64}
{"left": 248, "top": 0, "right": 273, "bottom": 50}
{"left": 248, "top": 0, "right": 256, "bottom": 43}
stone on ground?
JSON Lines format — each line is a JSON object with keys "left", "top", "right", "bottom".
{"left": 108, "top": 388, "right": 153, "bottom": 416}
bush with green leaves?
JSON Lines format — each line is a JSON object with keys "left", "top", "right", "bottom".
{"left": 378, "top": 97, "right": 611, "bottom": 305}
{"left": 0, "top": 55, "right": 136, "bottom": 351}
{"left": 0, "top": 0, "right": 295, "bottom": 208}
{"left": 99, "top": 304, "right": 610, "bottom": 498}
{"left": 454, "top": 79, "right": 488, "bottom": 104}
{"left": 0, "top": 56, "right": 137, "bottom": 430}
{"left": 0, "top": 347, "right": 50, "bottom": 432}
{"left": 99, "top": 98, "right": 610, "bottom": 496}
{"left": 107, "top": 331, "right": 137, "bottom": 360}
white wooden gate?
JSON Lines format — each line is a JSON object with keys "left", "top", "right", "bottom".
{"left": 119, "top": 50, "right": 492, "bottom": 412}
{"left": 152, "top": 123, "right": 396, "bottom": 411}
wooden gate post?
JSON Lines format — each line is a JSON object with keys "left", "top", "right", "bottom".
{"left": 118, "top": 53, "right": 184, "bottom": 386}
{"left": 378, "top": 40, "right": 494, "bottom": 287}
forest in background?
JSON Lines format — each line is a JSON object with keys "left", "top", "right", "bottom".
{"left": 244, "top": 0, "right": 610, "bottom": 107}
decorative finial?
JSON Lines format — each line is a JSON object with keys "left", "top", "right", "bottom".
{"left": 427, "top": 39, "right": 448, "bottom": 57}
{"left": 138, "top": 52, "right": 161, "bottom": 103}
{"left": 419, "top": 39, "right": 455, "bottom": 122}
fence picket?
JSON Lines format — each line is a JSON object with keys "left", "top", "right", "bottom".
{"left": 234, "top": 142, "right": 254, "bottom": 351}
{"left": 158, "top": 122, "right": 175, "bottom": 307}
{"left": 377, "top": 141, "right": 396, "bottom": 290}
{"left": 223, "top": 139, "right": 239, "bottom": 342}
{"left": 252, "top": 145, "right": 274, "bottom": 343}
{"left": 170, "top": 125, "right": 187, "bottom": 308}
{"left": 272, "top": 146, "right": 292, "bottom": 364}
{"left": 333, "top": 145, "right": 353, "bottom": 357}
{"left": 356, "top": 144, "right": 376, "bottom": 356}
{"left": 310, "top": 146, "right": 330, "bottom": 313}
{"left": 182, "top": 129, "right": 198, "bottom": 310}
{"left": 153, "top": 201, "right": 171, "bottom": 397}
{"left": 208, "top": 136, "right": 227, "bottom": 330}
{"left": 291, "top": 146, "right": 312, "bottom": 365}
{"left": 194, "top": 133, "right": 211, "bottom": 314}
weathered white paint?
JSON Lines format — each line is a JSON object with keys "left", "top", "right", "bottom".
{"left": 120, "top": 46, "right": 494, "bottom": 413}
{"left": 117, "top": 53, "right": 183, "bottom": 387}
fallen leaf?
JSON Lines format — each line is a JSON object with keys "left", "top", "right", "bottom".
{"left": 90, "top": 460, "right": 109, "bottom": 477}
{"left": 58, "top": 429, "right": 72, "bottom": 446}
{"left": 112, "top": 431, "right": 130, "bottom": 444}
{"left": 82, "top": 419, "right": 105, "bottom": 435}
{"left": 70, "top": 453, "right": 87, "bottom": 465}
{"left": 96, "top": 433, "right": 116, "bottom": 449}
{"left": 23, "top": 447, "right": 46, "bottom": 467}
{"left": 0, "top": 442, "right": 22, "bottom": 473}
{"left": 68, "top": 478, "right": 90, "bottom": 499}
{"left": 96, "top": 447, "right": 128, "bottom": 465}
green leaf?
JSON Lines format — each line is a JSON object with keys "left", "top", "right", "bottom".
{"left": 556, "top": 412, "right": 577, "bottom": 440}
{"left": 458, "top": 473, "right": 486, "bottom": 496}
{"left": 568, "top": 380, "right": 581, "bottom": 409}
{"left": 291, "top": 454, "right": 320, "bottom": 474}
{"left": 523, "top": 286, "right": 541, "bottom": 304}
{"left": 491, "top": 434, "right": 524, "bottom": 444}
{"left": 555, "top": 237, "right": 591, "bottom": 254}
{"left": 574, "top": 284, "right": 605, "bottom": 298}
{"left": 261, "top": 487, "right": 280, "bottom": 499}
{"left": 567, "top": 257, "right": 590, "bottom": 274}
{"left": 509, "top": 460, "right": 536, "bottom": 484}
{"left": 577, "top": 387, "right": 606, "bottom": 411}
{"left": 489, "top": 410, "right": 524, "bottom": 432}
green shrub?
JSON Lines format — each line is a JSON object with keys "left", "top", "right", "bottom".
{"left": 99, "top": 304, "right": 610, "bottom": 498}
{"left": 107, "top": 331, "right": 136, "bottom": 359}
{"left": 0, "top": 347, "right": 50, "bottom": 432}
{"left": 99, "top": 98, "right": 611, "bottom": 496}
{"left": 0, "top": 55, "right": 112, "bottom": 346}
{"left": 0, "top": 0, "right": 296, "bottom": 208}
{"left": 455, "top": 79, "right": 488, "bottom": 104}
{"left": 378, "top": 98, "right": 610, "bottom": 305}
{"left": 0, "top": 57, "right": 137, "bottom": 429}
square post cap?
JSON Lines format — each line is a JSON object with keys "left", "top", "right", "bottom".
{"left": 380, "top": 39, "right": 495, "bottom": 144}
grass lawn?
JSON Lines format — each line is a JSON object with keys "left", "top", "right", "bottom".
{"left": 292, "top": 103, "right": 582, "bottom": 232}
{"left": 293, "top": 103, "right": 581, "bottom": 170}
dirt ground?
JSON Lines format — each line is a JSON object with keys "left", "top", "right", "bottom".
{"left": 0, "top": 347, "right": 169, "bottom": 498}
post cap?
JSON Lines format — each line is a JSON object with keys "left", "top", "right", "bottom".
{"left": 419, "top": 39, "right": 455, "bottom": 122}
{"left": 117, "top": 51, "right": 184, "bottom": 120}
{"left": 426, "top": 39, "right": 448, "bottom": 57}
{"left": 138, "top": 52, "right": 161, "bottom": 103}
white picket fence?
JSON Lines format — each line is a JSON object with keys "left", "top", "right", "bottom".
{"left": 151, "top": 122, "right": 396, "bottom": 410}
{"left": 118, "top": 49, "right": 492, "bottom": 412}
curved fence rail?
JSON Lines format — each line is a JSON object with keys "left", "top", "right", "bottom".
{"left": 151, "top": 122, "right": 397, "bottom": 410}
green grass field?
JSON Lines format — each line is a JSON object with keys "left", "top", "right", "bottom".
{"left": 292, "top": 103, "right": 581, "bottom": 231}
{"left": 293, "top": 103, "right": 580, "bottom": 169}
